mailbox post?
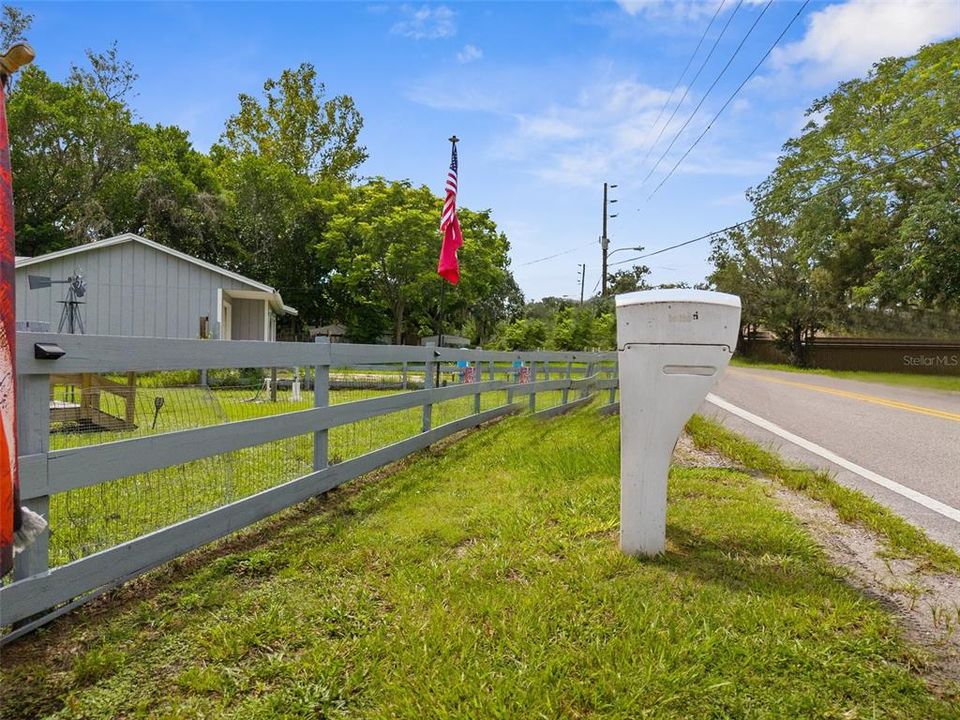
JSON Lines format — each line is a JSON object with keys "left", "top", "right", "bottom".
{"left": 616, "top": 289, "right": 741, "bottom": 557}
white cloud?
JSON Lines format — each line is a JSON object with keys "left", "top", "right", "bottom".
{"left": 773, "top": 0, "right": 960, "bottom": 83}
{"left": 391, "top": 5, "right": 456, "bottom": 40}
{"left": 616, "top": 0, "right": 721, "bottom": 20}
{"left": 407, "top": 79, "right": 506, "bottom": 113}
{"left": 501, "top": 79, "right": 691, "bottom": 187}
{"left": 407, "top": 61, "right": 773, "bottom": 191}
{"left": 457, "top": 44, "right": 483, "bottom": 63}
{"left": 615, "top": 0, "right": 765, "bottom": 20}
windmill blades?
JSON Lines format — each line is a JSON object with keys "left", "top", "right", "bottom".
{"left": 71, "top": 275, "right": 87, "bottom": 298}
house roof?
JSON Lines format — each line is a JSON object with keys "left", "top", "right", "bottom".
{"left": 15, "top": 233, "right": 297, "bottom": 316}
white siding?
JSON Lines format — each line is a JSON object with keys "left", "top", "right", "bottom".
{"left": 231, "top": 298, "right": 265, "bottom": 341}
{"left": 15, "top": 240, "right": 252, "bottom": 339}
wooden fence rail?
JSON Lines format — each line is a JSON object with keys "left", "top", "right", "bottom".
{"left": 2, "top": 333, "right": 618, "bottom": 640}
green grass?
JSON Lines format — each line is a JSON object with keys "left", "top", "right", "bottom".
{"left": 731, "top": 356, "right": 960, "bottom": 393}
{"left": 686, "top": 414, "right": 960, "bottom": 575}
{"left": 3, "top": 407, "right": 957, "bottom": 718}
{"left": 45, "top": 384, "right": 568, "bottom": 566}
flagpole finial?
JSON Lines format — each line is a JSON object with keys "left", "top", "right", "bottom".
{"left": 0, "top": 42, "right": 35, "bottom": 76}
{"left": 448, "top": 135, "right": 459, "bottom": 145}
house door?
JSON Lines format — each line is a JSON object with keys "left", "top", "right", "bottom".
{"left": 222, "top": 300, "right": 232, "bottom": 340}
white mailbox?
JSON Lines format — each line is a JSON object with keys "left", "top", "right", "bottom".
{"left": 616, "top": 289, "right": 741, "bottom": 556}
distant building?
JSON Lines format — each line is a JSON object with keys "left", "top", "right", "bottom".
{"left": 310, "top": 323, "right": 347, "bottom": 342}
{"left": 420, "top": 334, "right": 472, "bottom": 348}
{"left": 15, "top": 233, "right": 297, "bottom": 340}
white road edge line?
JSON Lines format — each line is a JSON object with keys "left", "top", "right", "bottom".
{"left": 705, "top": 393, "right": 960, "bottom": 524}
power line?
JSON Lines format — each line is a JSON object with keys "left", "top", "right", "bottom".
{"left": 610, "top": 223, "right": 749, "bottom": 268}
{"left": 612, "top": 136, "right": 960, "bottom": 267}
{"left": 518, "top": 137, "right": 957, "bottom": 272}
{"left": 647, "top": 0, "right": 811, "bottom": 201}
{"left": 635, "top": 0, "right": 730, "bottom": 175}
{"left": 519, "top": 241, "right": 593, "bottom": 267}
{"left": 640, "top": 0, "right": 774, "bottom": 190}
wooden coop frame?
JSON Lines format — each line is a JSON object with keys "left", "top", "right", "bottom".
{"left": 49, "top": 372, "right": 137, "bottom": 432}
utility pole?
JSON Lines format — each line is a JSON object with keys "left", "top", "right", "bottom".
{"left": 600, "top": 182, "right": 618, "bottom": 296}
{"left": 578, "top": 263, "right": 586, "bottom": 306}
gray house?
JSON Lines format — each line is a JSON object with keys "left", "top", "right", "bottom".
{"left": 15, "top": 233, "right": 297, "bottom": 340}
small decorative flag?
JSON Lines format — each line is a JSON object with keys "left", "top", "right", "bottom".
{"left": 437, "top": 140, "right": 462, "bottom": 285}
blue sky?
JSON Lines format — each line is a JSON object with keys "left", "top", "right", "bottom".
{"left": 20, "top": 0, "right": 960, "bottom": 301}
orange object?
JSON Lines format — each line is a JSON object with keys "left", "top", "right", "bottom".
{"left": 0, "top": 61, "right": 22, "bottom": 576}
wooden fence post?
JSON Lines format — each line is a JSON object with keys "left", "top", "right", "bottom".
{"left": 528, "top": 360, "right": 537, "bottom": 413}
{"left": 423, "top": 342, "right": 435, "bottom": 432}
{"left": 582, "top": 361, "right": 595, "bottom": 399}
{"left": 313, "top": 337, "right": 329, "bottom": 471}
{"left": 14, "top": 374, "right": 50, "bottom": 581}
{"left": 562, "top": 360, "right": 572, "bottom": 406}
{"left": 473, "top": 359, "right": 481, "bottom": 414}
{"left": 609, "top": 361, "right": 618, "bottom": 405}
{"left": 124, "top": 372, "right": 136, "bottom": 426}
{"left": 270, "top": 367, "right": 278, "bottom": 402}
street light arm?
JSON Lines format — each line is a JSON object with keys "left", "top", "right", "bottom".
{"left": 607, "top": 246, "right": 644, "bottom": 259}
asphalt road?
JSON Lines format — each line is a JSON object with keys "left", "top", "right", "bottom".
{"left": 700, "top": 367, "right": 960, "bottom": 551}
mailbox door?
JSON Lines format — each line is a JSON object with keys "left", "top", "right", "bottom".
{"left": 618, "top": 343, "right": 734, "bottom": 555}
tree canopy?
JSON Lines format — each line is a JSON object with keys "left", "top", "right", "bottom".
{"left": 709, "top": 37, "right": 960, "bottom": 361}
{"left": 5, "top": 7, "right": 520, "bottom": 345}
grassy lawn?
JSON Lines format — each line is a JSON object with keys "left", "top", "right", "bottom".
{"left": 3, "top": 407, "right": 956, "bottom": 718}
{"left": 45, "top": 383, "right": 567, "bottom": 566}
{"left": 686, "top": 415, "right": 960, "bottom": 575}
{"left": 731, "top": 356, "right": 960, "bottom": 393}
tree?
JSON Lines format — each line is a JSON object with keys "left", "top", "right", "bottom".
{"left": 9, "top": 65, "right": 139, "bottom": 254}
{"left": 321, "top": 178, "right": 517, "bottom": 345}
{"left": 606, "top": 264, "right": 651, "bottom": 295}
{"left": 69, "top": 42, "right": 137, "bottom": 103}
{"left": 321, "top": 179, "right": 438, "bottom": 344}
{"left": 710, "top": 37, "right": 960, "bottom": 360}
{"left": 0, "top": 5, "right": 31, "bottom": 52}
{"left": 216, "top": 153, "right": 336, "bottom": 329}
{"left": 101, "top": 123, "right": 230, "bottom": 265}
{"left": 220, "top": 63, "right": 366, "bottom": 179}
{"left": 498, "top": 318, "right": 547, "bottom": 351}
{"left": 445, "top": 207, "right": 517, "bottom": 346}
{"left": 550, "top": 307, "right": 598, "bottom": 350}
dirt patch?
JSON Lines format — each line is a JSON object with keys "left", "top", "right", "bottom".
{"left": 769, "top": 480, "right": 960, "bottom": 690}
{"left": 676, "top": 432, "right": 960, "bottom": 691}
{"left": 672, "top": 433, "right": 741, "bottom": 470}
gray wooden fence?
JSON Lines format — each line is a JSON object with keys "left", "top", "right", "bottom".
{"left": 2, "top": 333, "right": 618, "bottom": 641}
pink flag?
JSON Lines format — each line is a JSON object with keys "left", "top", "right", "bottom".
{"left": 437, "top": 142, "right": 462, "bottom": 284}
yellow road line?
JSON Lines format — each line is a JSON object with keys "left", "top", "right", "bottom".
{"left": 728, "top": 369, "right": 960, "bottom": 423}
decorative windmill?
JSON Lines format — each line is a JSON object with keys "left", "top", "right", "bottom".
{"left": 28, "top": 272, "right": 88, "bottom": 334}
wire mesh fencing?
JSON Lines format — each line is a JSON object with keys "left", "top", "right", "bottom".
{"left": 45, "top": 366, "right": 430, "bottom": 567}
{"left": 4, "top": 337, "right": 618, "bottom": 635}
{"left": 42, "top": 359, "right": 606, "bottom": 567}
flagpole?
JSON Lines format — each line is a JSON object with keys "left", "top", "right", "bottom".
{"left": 0, "top": 42, "right": 35, "bottom": 577}
{"left": 436, "top": 134, "right": 458, "bottom": 387}
{"left": 435, "top": 279, "right": 446, "bottom": 387}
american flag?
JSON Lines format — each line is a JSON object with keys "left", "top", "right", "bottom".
{"left": 437, "top": 140, "right": 462, "bottom": 284}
